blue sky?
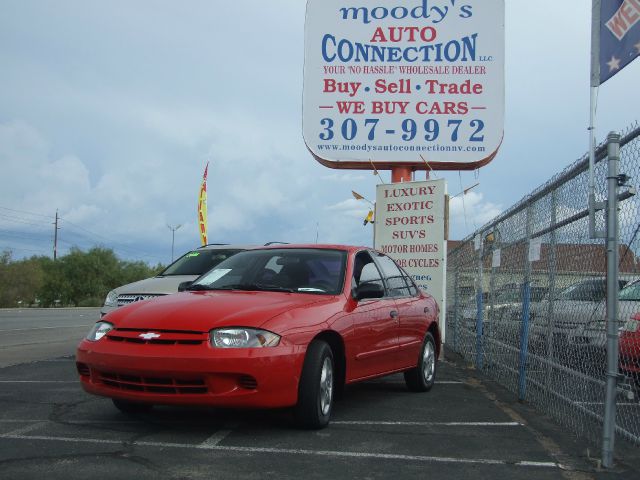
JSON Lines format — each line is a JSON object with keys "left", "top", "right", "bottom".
{"left": 0, "top": 1, "right": 638, "bottom": 265}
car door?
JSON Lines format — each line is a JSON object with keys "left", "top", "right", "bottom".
{"left": 346, "top": 250, "right": 399, "bottom": 381}
{"left": 373, "top": 252, "right": 427, "bottom": 370}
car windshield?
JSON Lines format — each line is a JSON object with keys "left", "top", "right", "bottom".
{"left": 556, "top": 281, "right": 605, "bottom": 301}
{"left": 619, "top": 280, "right": 640, "bottom": 301}
{"left": 160, "top": 249, "right": 245, "bottom": 276}
{"left": 190, "top": 248, "right": 347, "bottom": 295}
{"left": 555, "top": 279, "right": 627, "bottom": 301}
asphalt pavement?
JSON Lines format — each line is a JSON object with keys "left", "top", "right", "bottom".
{"left": 0, "top": 308, "right": 638, "bottom": 479}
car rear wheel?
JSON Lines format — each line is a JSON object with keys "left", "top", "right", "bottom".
{"left": 294, "top": 340, "right": 334, "bottom": 429}
{"left": 112, "top": 399, "right": 153, "bottom": 414}
{"left": 404, "top": 332, "right": 437, "bottom": 392}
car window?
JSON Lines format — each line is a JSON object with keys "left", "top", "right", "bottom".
{"left": 160, "top": 249, "right": 244, "bottom": 276}
{"left": 193, "top": 248, "right": 346, "bottom": 294}
{"left": 402, "top": 271, "right": 419, "bottom": 296}
{"left": 375, "top": 253, "right": 413, "bottom": 297}
{"left": 351, "top": 251, "right": 385, "bottom": 296}
{"left": 556, "top": 279, "right": 626, "bottom": 302}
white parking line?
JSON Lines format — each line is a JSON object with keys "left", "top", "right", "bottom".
{"left": 0, "top": 381, "right": 78, "bottom": 383}
{"left": 4, "top": 422, "right": 47, "bottom": 436}
{"left": 364, "top": 380, "right": 463, "bottom": 385}
{"left": 1, "top": 325, "right": 91, "bottom": 332}
{"left": 200, "top": 429, "right": 233, "bottom": 446}
{"left": 0, "top": 432, "right": 560, "bottom": 468}
{"left": 333, "top": 421, "right": 522, "bottom": 427}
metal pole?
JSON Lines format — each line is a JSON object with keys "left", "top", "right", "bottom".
{"left": 476, "top": 236, "right": 484, "bottom": 370}
{"left": 602, "top": 132, "right": 621, "bottom": 468}
{"left": 589, "top": 0, "right": 603, "bottom": 239}
{"left": 545, "top": 190, "right": 558, "bottom": 387}
{"left": 518, "top": 202, "right": 533, "bottom": 401}
{"left": 167, "top": 224, "right": 182, "bottom": 262}
{"left": 391, "top": 166, "right": 413, "bottom": 183}
{"left": 53, "top": 210, "right": 59, "bottom": 260}
{"left": 453, "top": 268, "right": 459, "bottom": 352}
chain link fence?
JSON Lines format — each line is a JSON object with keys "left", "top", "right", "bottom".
{"left": 446, "top": 123, "right": 640, "bottom": 454}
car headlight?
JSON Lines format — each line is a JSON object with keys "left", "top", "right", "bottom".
{"left": 86, "top": 322, "right": 114, "bottom": 341}
{"left": 104, "top": 290, "right": 118, "bottom": 308}
{"left": 210, "top": 328, "right": 280, "bottom": 348}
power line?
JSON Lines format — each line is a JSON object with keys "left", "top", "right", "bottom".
{"left": 0, "top": 212, "right": 51, "bottom": 228}
{"left": 0, "top": 205, "right": 53, "bottom": 220}
{"left": 59, "top": 217, "right": 165, "bottom": 262}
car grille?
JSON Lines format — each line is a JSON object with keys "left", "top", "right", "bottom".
{"left": 117, "top": 294, "right": 164, "bottom": 307}
{"left": 107, "top": 328, "right": 206, "bottom": 345}
{"left": 97, "top": 371, "right": 208, "bottom": 394}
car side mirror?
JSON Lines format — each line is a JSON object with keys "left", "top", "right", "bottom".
{"left": 178, "top": 281, "right": 193, "bottom": 292}
{"left": 355, "top": 282, "right": 385, "bottom": 301}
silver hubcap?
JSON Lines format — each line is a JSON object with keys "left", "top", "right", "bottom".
{"left": 319, "top": 357, "right": 333, "bottom": 415}
{"left": 422, "top": 342, "right": 435, "bottom": 384}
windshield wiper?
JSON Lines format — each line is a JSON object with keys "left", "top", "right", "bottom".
{"left": 186, "top": 284, "right": 214, "bottom": 291}
{"left": 210, "top": 283, "right": 295, "bottom": 293}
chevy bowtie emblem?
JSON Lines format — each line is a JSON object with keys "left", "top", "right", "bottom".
{"left": 139, "top": 332, "right": 161, "bottom": 340}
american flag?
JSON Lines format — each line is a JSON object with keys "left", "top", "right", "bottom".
{"left": 599, "top": 0, "right": 640, "bottom": 84}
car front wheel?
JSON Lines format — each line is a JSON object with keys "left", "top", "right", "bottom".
{"left": 404, "top": 332, "right": 437, "bottom": 392}
{"left": 294, "top": 340, "right": 334, "bottom": 429}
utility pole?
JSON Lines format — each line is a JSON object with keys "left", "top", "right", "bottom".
{"left": 53, "top": 210, "right": 59, "bottom": 260}
{"left": 167, "top": 224, "right": 182, "bottom": 262}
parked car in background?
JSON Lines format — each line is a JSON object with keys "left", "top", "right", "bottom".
{"left": 529, "top": 278, "right": 630, "bottom": 352}
{"left": 78, "top": 244, "right": 441, "bottom": 429}
{"left": 620, "top": 312, "right": 640, "bottom": 386}
{"left": 569, "top": 279, "right": 640, "bottom": 351}
{"left": 456, "top": 284, "right": 546, "bottom": 341}
{"left": 100, "top": 243, "right": 268, "bottom": 316}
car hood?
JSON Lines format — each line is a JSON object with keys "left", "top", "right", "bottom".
{"left": 114, "top": 275, "right": 198, "bottom": 295}
{"left": 105, "top": 290, "right": 336, "bottom": 332}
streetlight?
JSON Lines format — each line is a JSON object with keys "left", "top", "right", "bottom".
{"left": 167, "top": 224, "right": 182, "bottom": 262}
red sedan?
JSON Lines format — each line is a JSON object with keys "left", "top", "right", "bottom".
{"left": 620, "top": 312, "right": 640, "bottom": 385}
{"left": 77, "top": 245, "right": 441, "bottom": 428}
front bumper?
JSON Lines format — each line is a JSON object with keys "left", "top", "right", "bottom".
{"left": 76, "top": 338, "right": 306, "bottom": 408}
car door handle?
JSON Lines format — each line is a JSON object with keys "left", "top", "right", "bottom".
{"left": 390, "top": 310, "right": 398, "bottom": 319}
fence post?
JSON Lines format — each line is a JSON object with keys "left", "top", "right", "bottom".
{"left": 545, "top": 189, "right": 558, "bottom": 388}
{"left": 518, "top": 202, "right": 533, "bottom": 401}
{"left": 476, "top": 235, "right": 484, "bottom": 370}
{"left": 453, "top": 267, "right": 459, "bottom": 352}
{"left": 602, "top": 132, "right": 621, "bottom": 468}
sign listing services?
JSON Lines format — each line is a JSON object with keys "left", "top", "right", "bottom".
{"left": 303, "top": 0, "right": 505, "bottom": 170}
{"left": 374, "top": 179, "right": 447, "bottom": 335}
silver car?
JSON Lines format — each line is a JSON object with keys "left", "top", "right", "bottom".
{"left": 568, "top": 279, "right": 640, "bottom": 350}
{"left": 100, "top": 244, "right": 258, "bottom": 316}
{"left": 528, "top": 278, "right": 631, "bottom": 352}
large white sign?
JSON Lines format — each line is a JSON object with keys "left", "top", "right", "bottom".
{"left": 374, "top": 179, "right": 446, "bottom": 326}
{"left": 303, "top": 0, "right": 504, "bottom": 170}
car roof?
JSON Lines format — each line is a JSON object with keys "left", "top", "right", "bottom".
{"left": 245, "top": 244, "right": 371, "bottom": 254}
{"left": 195, "top": 244, "right": 260, "bottom": 251}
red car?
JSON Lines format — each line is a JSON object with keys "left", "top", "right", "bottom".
{"left": 620, "top": 312, "right": 640, "bottom": 385}
{"left": 77, "top": 245, "right": 440, "bottom": 428}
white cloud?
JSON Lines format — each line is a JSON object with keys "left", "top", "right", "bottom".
{"left": 448, "top": 191, "right": 503, "bottom": 240}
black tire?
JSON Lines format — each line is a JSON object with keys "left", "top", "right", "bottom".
{"left": 294, "top": 340, "right": 334, "bottom": 429}
{"left": 404, "top": 332, "right": 437, "bottom": 392}
{"left": 112, "top": 398, "right": 153, "bottom": 414}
